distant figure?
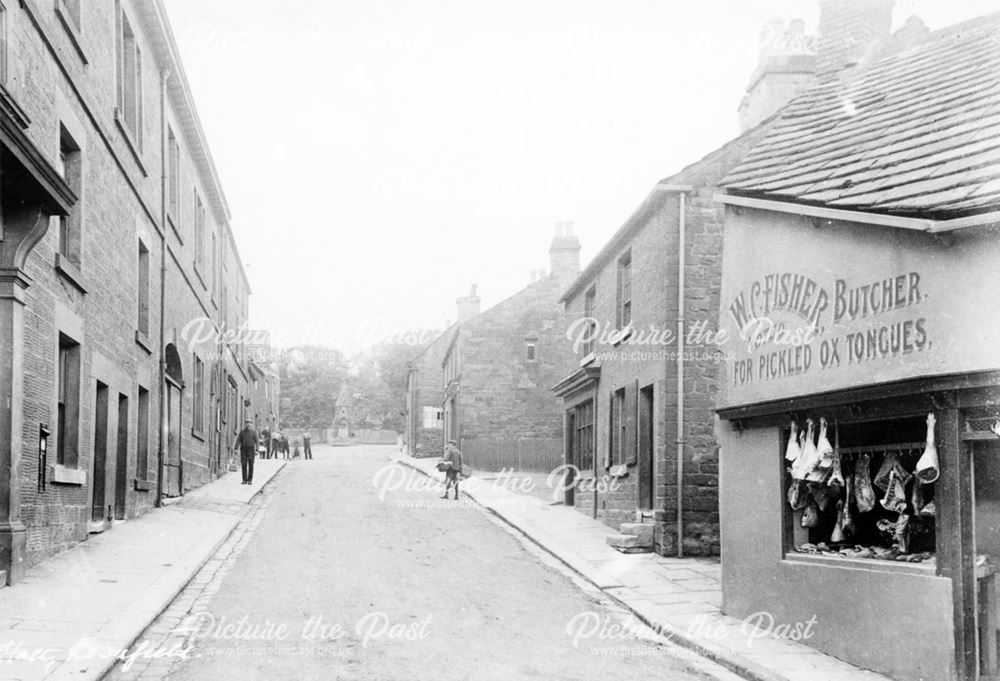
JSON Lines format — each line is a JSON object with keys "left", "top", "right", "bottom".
{"left": 440, "top": 440, "right": 462, "bottom": 500}
{"left": 271, "top": 431, "right": 282, "bottom": 460}
{"left": 235, "top": 419, "right": 257, "bottom": 485}
{"left": 281, "top": 433, "right": 290, "bottom": 460}
{"left": 293, "top": 437, "right": 301, "bottom": 459}
{"left": 261, "top": 426, "right": 271, "bottom": 458}
{"left": 303, "top": 432, "right": 313, "bottom": 460}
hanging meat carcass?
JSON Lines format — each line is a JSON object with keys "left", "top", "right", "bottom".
{"left": 831, "top": 502, "right": 846, "bottom": 543}
{"left": 880, "top": 468, "right": 908, "bottom": 514}
{"left": 916, "top": 413, "right": 940, "bottom": 484}
{"left": 795, "top": 419, "right": 821, "bottom": 481}
{"left": 788, "top": 478, "right": 809, "bottom": 510}
{"left": 854, "top": 453, "right": 877, "bottom": 513}
{"left": 840, "top": 474, "right": 855, "bottom": 536}
{"left": 828, "top": 452, "right": 846, "bottom": 494}
{"left": 785, "top": 421, "right": 801, "bottom": 463}
{"left": 815, "top": 417, "right": 834, "bottom": 469}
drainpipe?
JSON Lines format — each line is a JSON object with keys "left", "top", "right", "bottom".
{"left": 675, "top": 190, "right": 687, "bottom": 558}
{"left": 155, "top": 68, "right": 171, "bottom": 507}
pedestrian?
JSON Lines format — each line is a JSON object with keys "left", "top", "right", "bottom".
{"left": 261, "top": 425, "right": 271, "bottom": 458}
{"left": 440, "top": 440, "right": 462, "bottom": 500}
{"left": 235, "top": 418, "right": 257, "bottom": 485}
{"left": 293, "top": 437, "right": 301, "bottom": 459}
{"left": 303, "top": 431, "right": 313, "bottom": 460}
{"left": 257, "top": 433, "right": 267, "bottom": 459}
{"left": 271, "top": 430, "right": 281, "bottom": 460}
{"left": 281, "top": 433, "right": 290, "bottom": 460}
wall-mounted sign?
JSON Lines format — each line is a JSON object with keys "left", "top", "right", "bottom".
{"left": 717, "top": 209, "right": 1000, "bottom": 408}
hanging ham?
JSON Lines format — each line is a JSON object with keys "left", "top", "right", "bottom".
{"left": 855, "top": 453, "right": 876, "bottom": 512}
{"left": 785, "top": 421, "right": 801, "bottom": 463}
{"left": 816, "top": 417, "right": 834, "bottom": 469}
{"left": 916, "top": 413, "right": 940, "bottom": 483}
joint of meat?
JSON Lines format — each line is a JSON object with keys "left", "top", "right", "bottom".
{"left": 785, "top": 421, "right": 801, "bottom": 462}
{"left": 854, "top": 453, "right": 876, "bottom": 513}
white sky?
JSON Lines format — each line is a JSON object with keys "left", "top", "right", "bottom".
{"left": 163, "top": 0, "right": 998, "bottom": 353}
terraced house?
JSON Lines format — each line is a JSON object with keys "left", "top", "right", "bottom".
{"left": 0, "top": 0, "right": 264, "bottom": 586}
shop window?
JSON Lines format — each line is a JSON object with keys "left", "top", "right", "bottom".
{"left": 422, "top": 406, "right": 443, "bottom": 430}
{"left": 609, "top": 387, "right": 627, "bottom": 466}
{"left": 785, "top": 414, "right": 936, "bottom": 565}
{"left": 57, "top": 334, "right": 81, "bottom": 467}
{"left": 525, "top": 339, "right": 537, "bottom": 362}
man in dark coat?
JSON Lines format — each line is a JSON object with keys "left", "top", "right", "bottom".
{"left": 235, "top": 419, "right": 257, "bottom": 484}
{"left": 303, "top": 432, "right": 313, "bottom": 460}
{"left": 440, "top": 440, "right": 462, "bottom": 500}
{"left": 261, "top": 426, "right": 271, "bottom": 458}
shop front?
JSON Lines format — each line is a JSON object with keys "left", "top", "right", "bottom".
{"left": 715, "top": 207, "right": 1000, "bottom": 681}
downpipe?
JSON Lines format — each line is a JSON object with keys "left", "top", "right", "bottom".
{"left": 155, "top": 69, "right": 171, "bottom": 507}
{"left": 675, "top": 191, "right": 687, "bottom": 558}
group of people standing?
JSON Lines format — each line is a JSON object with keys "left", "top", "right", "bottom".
{"left": 234, "top": 422, "right": 314, "bottom": 485}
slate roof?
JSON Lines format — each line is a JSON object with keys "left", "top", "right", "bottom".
{"left": 722, "top": 13, "right": 1000, "bottom": 219}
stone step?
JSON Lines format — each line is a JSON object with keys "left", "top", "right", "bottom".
{"left": 606, "top": 533, "right": 653, "bottom": 554}
{"left": 619, "top": 522, "right": 654, "bottom": 544}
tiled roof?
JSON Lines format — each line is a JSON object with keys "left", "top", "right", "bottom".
{"left": 722, "top": 13, "right": 1000, "bottom": 218}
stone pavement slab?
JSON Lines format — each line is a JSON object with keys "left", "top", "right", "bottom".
{"left": 392, "top": 454, "right": 893, "bottom": 681}
{"left": 0, "top": 459, "right": 285, "bottom": 681}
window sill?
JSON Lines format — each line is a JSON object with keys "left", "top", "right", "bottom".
{"left": 783, "top": 551, "right": 936, "bottom": 576}
{"left": 612, "top": 326, "right": 633, "bottom": 347}
{"left": 608, "top": 464, "right": 629, "bottom": 478}
{"left": 191, "top": 428, "right": 206, "bottom": 443}
{"left": 579, "top": 352, "right": 596, "bottom": 367}
{"left": 55, "top": 4, "right": 89, "bottom": 65}
{"left": 134, "top": 478, "right": 154, "bottom": 492}
{"left": 49, "top": 463, "right": 86, "bottom": 485}
{"left": 194, "top": 263, "right": 207, "bottom": 290}
{"left": 135, "top": 329, "right": 153, "bottom": 355}
{"left": 114, "top": 109, "right": 148, "bottom": 177}
{"left": 55, "top": 253, "right": 87, "bottom": 293}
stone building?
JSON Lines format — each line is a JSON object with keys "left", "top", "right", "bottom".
{"left": 404, "top": 287, "right": 480, "bottom": 458}
{"left": 552, "top": 129, "right": 772, "bottom": 557}
{"left": 0, "top": 0, "right": 262, "bottom": 585}
{"left": 440, "top": 225, "right": 581, "bottom": 472}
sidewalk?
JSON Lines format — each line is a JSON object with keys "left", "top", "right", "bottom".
{"left": 392, "top": 454, "right": 891, "bottom": 681}
{"left": 0, "top": 459, "right": 285, "bottom": 681}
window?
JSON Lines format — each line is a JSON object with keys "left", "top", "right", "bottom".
{"left": 525, "top": 339, "right": 537, "bottom": 362}
{"left": 192, "top": 355, "right": 204, "bottom": 433}
{"left": 137, "top": 240, "right": 149, "bottom": 336}
{"left": 583, "top": 286, "right": 597, "bottom": 357}
{"left": 610, "top": 388, "right": 626, "bottom": 466}
{"left": 194, "top": 193, "right": 205, "bottom": 277}
{"left": 167, "top": 127, "right": 180, "bottom": 225}
{"left": 0, "top": 1, "right": 8, "bottom": 85}
{"left": 59, "top": 0, "right": 80, "bottom": 30}
{"left": 136, "top": 386, "right": 149, "bottom": 479}
{"left": 210, "top": 231, "right": 218, "bottom": 301}
{"left": 422, "top": 406, "right": 443, "bottom": 430}
{"left": 116, "top": 6, "right": 143, "bottom": 149}
{"left": 785, "top": 415, "right": 936, "bottom": 563}
{"left": 57, "top": 334, "right": 81, "bottom": 467}
{"left": 56, "top": 125, "right": 82, "bottom": 265}
{"left": 616, "top": 250, "right": 632, "bottom": 330}
{"left": 574, "top": 400, "right": 594, "bottom": 472}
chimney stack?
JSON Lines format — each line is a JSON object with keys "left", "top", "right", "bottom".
{"left": 739, "top": 16, "right": 817, "bottom": 131}
{"left": 549, "top": 221, "right": 581, "bottom": 284}
{"left": 816, "top": 0, "right": 894, "bottom": 80}
{"left": 456, "top": 284, "right": 480, "bottom": 324}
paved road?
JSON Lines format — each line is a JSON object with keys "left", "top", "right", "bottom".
{"left": 105, "top": 445, "right": 738, "bottom": 681}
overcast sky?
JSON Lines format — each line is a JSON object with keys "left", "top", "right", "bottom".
{"left": 163, "top": 0, "right": 998, "bottom": 354}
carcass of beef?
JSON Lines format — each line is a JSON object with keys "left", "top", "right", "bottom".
{"left": 815, "top": 417, "right": 834, "bottom": 469}
{"left": 881, "top": 468, "right": 908, "bottom": 514}
{"left": 828, "top": 452, "right": 846, "bottom": 495}
{"left": 840, "top": 475, "right": 855, "bottom": 536}
{"left": 796, "top": 419, "right": 822, "bottom": 481}
{"left": 916, "top": 413, "right": 940, "bottom": 483}
{"left": 854, "top": 453, "right": 877, "bottom": 513}
{"left": 787, "top": 478, "right": 809, "bottom": 510}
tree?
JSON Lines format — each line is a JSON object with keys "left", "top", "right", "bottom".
{"left": 277, "top": 346, "right": 348, "bottom": 429}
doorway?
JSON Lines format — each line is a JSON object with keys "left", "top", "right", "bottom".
{"left": 114, "top": 393, "right": 129, "bottom": 520}
{"left": 974, "top": 439, "right": 1000, "bottom": 680}
{"left": 638, "top": 385, "right": 654, "bottom": 510}
{"left": 166, "top": 379, "right": 182, "bottom": 496}
{"left": 564, "top": 409, "right": 576, "bottom": 506}
{"left": 91, "top": 381, "right": 109, "bottom": 524}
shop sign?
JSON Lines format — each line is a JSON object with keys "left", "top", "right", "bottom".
{"left": 717, "top": 210, "right": 1000, "bottom": 408}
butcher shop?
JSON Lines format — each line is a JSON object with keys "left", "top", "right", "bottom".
{"left": 711, "top": 14, "right": 1000, "bottom": 681}
{"left": 713, "top": 202, "right": 1000, "bottom": 681}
